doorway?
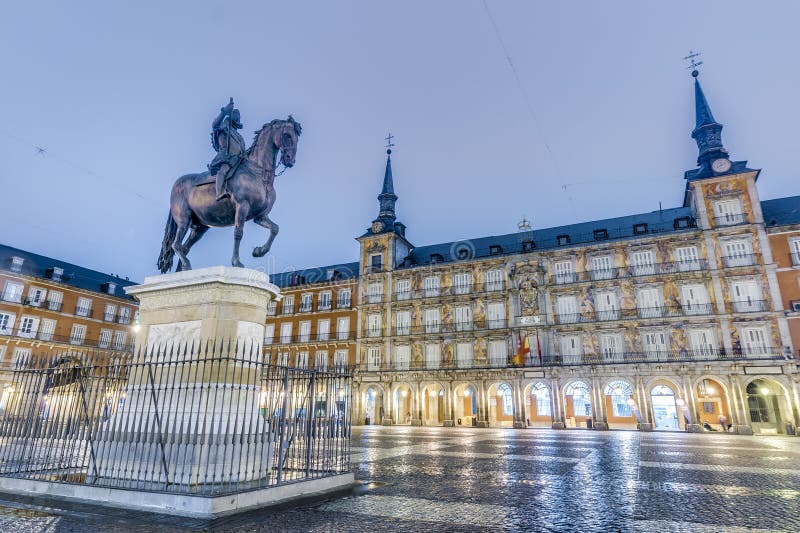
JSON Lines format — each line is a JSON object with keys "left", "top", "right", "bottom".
{"left": 651, "top": 385, "right": 680, "bottom": 430}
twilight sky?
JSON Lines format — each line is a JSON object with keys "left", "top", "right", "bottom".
{"left": 2, "top": 1, "right": 799, "bottom": 283}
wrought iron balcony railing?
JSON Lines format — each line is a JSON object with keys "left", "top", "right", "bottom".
{"left": 268, "top": 331, "right": 357, "bottom": 345}
{"left": 715, "top": 213, "right": 748, "bottom": 227}
{"left": 0, "top": 328, "right": 133, "bottom": 352}
{"left": 557, "top": 303, "right": 716, "bottom": 324}
{"left": 549, "top": 259, "right": 711, "bottom": 286}
{"left": 722, "top": 253, "right": 759, "bottom": 268}
{"left": 731, "top": 299, "right": 768, "bottom": 313}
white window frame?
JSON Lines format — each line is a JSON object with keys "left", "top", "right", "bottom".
{"left": 17, "top": 315, "right": 39, "bottom": 339}
{"left": 556, "top": 295, "right": 579, "bottom": 324}
{"left": 485, "top": 269, "right": 504, "bottom": 292}
{"left": 599, "top": 332, "right": 624, "bottom": 362}
{"left": 104, "top": 303, "right": 117, "bottom": 322}
{"left": 714, "top": 198, "right": 744, "bottom": 226}
{"left": 266, "top": 300, "right": 277, "bottom": 316}
{"left": 367, "top": 282, "right": 383, "bottom": 304}
{"left": 486, "top": 302, "right": 505, "bottom": 329}
{"left": 454, "top": 305, "right": 472, "bottom": 331}
{"left": 333, "top": 349, "right": 348, "bottom": 369}
{"left": 455, "top": 342, "right": 473, "bottom": 368}
{"left": 298, "top": 321, "right": 311, "bottom": 342}
{"left": 47, "top": 290, "right": 63, "bottom": 311}
{"left": 731, "top": 279, "right": 763, "bottom": 313}
{"left": 676, "top": 246, "right": 701, "bottom": 272}
{"left": 0, "top": 312, "right": 16, "bottom": 335}
{"left": 595, "top": 290, "right": 619, "bottom": 321}
{"left": 264, "top": 323, "right": 275, "bottom": 345}
{"left": 296, "top": 351, "right": 309, "bottom": 369}
{"left": 337, "top": 289, "right": 351, "bottom": 308}
{"left": 553, "top": 260, "right": 576, "bottom": 285}
{"left": 630, "top": 249, "right": 656, "bottom": 276}
{"left": 689, "top": 328, "right": 717, "bottom": 358}
{"left": 559, "top": 335, "right": 582, "bottom": 364}
{"left": 740, "top": 326, "right": 771, "bottom": 356}
{"left": 423, "top": 308, "right": 440, "bottom": 333}
{"left": 39, "top": 318, "right": 56, "bottom": 341}
{"left": 681, "top": 284, "right": 711, "bottom": 315}
{"left": 99, "top": 328, "right": 113, "bottom": 348}
{"left": 394, "top": 345, "right": 411, "bottom": 370}
{"left": 281, "top": 295, "right": 294, "bottom": 315}
{"left": 2, "top": 281, "right": 24, "bottom": 303}
{"left": 394, "top": 310, "right": 411, "bottom": 335}
{"left": 423, "top": 276, "right": 440, "bottom": 297}
{"left": 318, "top": 290, "right": 332, "bottom": 311}
{"left": 488, "top": 339, "right": 507, "bottom": 367}
{"left": 70, "top": 323, "right": 87, "bottom": 345}
{"left": 12, "top": 348, "right": 31, "bottom": 370}
{"left": 367, "top": 313, "right": 382, "bottom": 337}
{"left": 112, "top": 330, "right": 128, "bottom": 350}
{"left": 590, "top": 255, "right": 614, "bottom": 281}
{"left": 366, "top": 346, "right": 381, "bottom": 371}
{"left": 424, "top": 343, "right": 440, "bottom": 369}
{"left": 394, "top": 279, "right": 411, "bottom": 301}
{"left": 317, "top": 318, "right": 330, "bottom": 341}
{"left": 642, "top": 329, "right": 669, "bottom": 360}
{"left": 76, "top": 297, "right": 92, "bottom": 317}
{"left": 636, "top": 287, "right": 663, "bottom": 318}
{"left": 791, "top": 238, "right": 800, "bottom": 266}
{"left": 279, "top": 322, "right": 293, "bottom": 344}
{"left": 26, "top": 286, "right": 46, "bottom": 307}
{"left": 453, "top": 272, "right": 472, "bottom": 295}
{"left": 337, "top": 317, "right": 350, "bottom": 340}
{"left": 315, "top": 350, "right": 329, "bottom": 370}
{"left": 722, "top": 239, "right": 754, "bottom": 267}
{"left": 299, "top": 293, "right": 313, "bottom": 312}
{"left": 118, "top": 307, "right": 131, "bottom": 324}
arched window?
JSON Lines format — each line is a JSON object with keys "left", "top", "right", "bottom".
{"left": 604, "top": 380, "right": 633, "bottom": 417}
{"left": 531, "top": 382, "right": 551, "bottom": 416}
{"left": 497, "top": 383, "right": 513, "bottom": 416}
{"left": 565, "top": 381, "right": 591, "bottom": 417}
{"left": 651, "top": 384, "right": 675, "bottom": 396}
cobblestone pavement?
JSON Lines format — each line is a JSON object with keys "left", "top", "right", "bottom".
{"left": 1, "top": 427, "right": 800, "bottom": 532}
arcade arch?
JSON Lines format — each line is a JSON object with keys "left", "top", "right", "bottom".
{"left": 453, "top": 383, "right": 478, "bottom": 427}
{"left": 603, "top": 380, "right": 637, "bottom": 430}
{"left": 421, "top": 383, "right": 446, "bottom": 426}
{"left": 564, "top": 380, "right": 592, "bottom": 428}
{"left": 745, "top": 378, "right": 793, "bottom": 435}
{"left": 524, "top": 382, "right": 552, "bottom": 427}
{"left": 487, "top": 382, "right": 514, "bottom": 427}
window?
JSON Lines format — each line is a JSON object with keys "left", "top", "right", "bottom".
{"left": 424, "top": 343, "right": 440, "bottom": 369}
{"left": 723, "top": 239, "right": 754, "bottom": 267}
{"left": 599, "top": 333, "right": 624, "bottom": 362}
{"left": 593, "top": 229, "right": 609, "bottom": 241}
{"left": 317, "top": 319, "right": 330, "bottom": 341}
{"left": 279, "top": 323, "right": 292, "bottom": 344}
{"left": 318, "top": 291, "right": 332, "bottom": 310}
{"left": 12, "top": 348, "right": 31, "bottom": 370}
{"left": 17, "top": 316, "right": 39, "bottom": 338}
{"left": 113, "top": 331, "right": 127, "bottom": 350}
{"left": 118, "top": 307, "right": 131, "bottom": 324}
{"left": 566, "top": 382, "right": 591, "bottom": 417}
{"left": 367, "top": 282, "right": 383, "bottom": 304}
{"left": 605, "top": 381, "right": 633, "bottom": 417}
{"left": 337, "top": 317, "right": 350, "bottom": 340}
{"left": 590, "top": 255, "right": 614, "bottom": 281}
{"left": 595, "top": 290, "right": 619, "bottom": 321}
{"left": 70, "top": 324, "right": 87, "bottom": 345}
{"left": 334, "top": 349, "right": 348, "bottom": 369}
{"left": 2, "top": 282, "right": 23, "bottom": 303}
{"left": 637, "top": 287, "right": 663, "bottom": 318}
{"left": 276, "top": 352, "right": 290, "bottom": 366}
{"left": 633, "top": 223, "right": 648, "bottom": 235}
{"left": 689, "top": 329, "right": 716, "bottom": 358}
{"left": 367, "top": 346, "right": 381, "bottom": 371}
{"left": 423, "top": 276, "right": 440, "bottom": 297}
{"left": 454, "top": 305, "right": 472, "bottom": 331}
{"left": 673, "top": 216, "right": 692, "bottom": 229}
{"left": 488, "top": 339, "right": 507, "bottom": 367}
{"left": 630, "top": 250, "right": 656, "bottom": 276}
{"left": 370, "top": 253, "right": 382, "bottom": 272}
{"left": 559, "top": 335, "right": 582, "bottom": 364}
{"left": 39, "top": 318, "right": 56, "bottom": 341}
{"left": 395, "top": 310, "right": 411, "bottom": 335}
{"left": 522, "top": 240, "right": 535, "bottom": 251}
{"left": 741, "top": 327, "right": 770, "bottom": 356}
{"left": 264, "top": 324, "right": 275, "bottom": 344}
{"left": 430, "top": 254, "right": 444, "bottom": 264}
{"left": 557, "top": 234, "right": 570, "bottom": 246}
{"left": 642, "top": 330, "right": 668, "bottom": 360}
{"left": 104, "top": 303, "right": 117, "bottom": 322}
{"left": 423, "top": 308, "right": 440, "bottom": 333}
{"left": 791, "top": 238, "right": 800, "bottom": 266}
{"left": 453, "top": 272, "right": 471, "bottom": 295}
{"left": 315, "top": 350, "right": 328, "bottom": 370}
{"left": 714, "top": 198, "right": 744, "bottom": 226}
{"left": 296, "top": 351, "right": 309, "bottom": 369}
{"left": 47, "top": 291, "right": 63, "bottom": 311}
{"left": 337, "top": 289, "right": 351, "bottom": 308}
{"left": 489, "top": 245, "right": 503, "bottom": 256}
{"left": 10, "top": 256, "right": 24, "bottom": 272}
{"left": 99, "top": 329, "right": 112, "bottom": 348}
{"left": 487, "top": 302, "right": 505, "bottom": 329}
{"left": 48, "top": 267, "right": 64, "bottom": 282}
{"left": 556, "top": 295, "right": 579, "bottom": 324}
{"left": 27, "top": 287, "right": 46, "bottom": 307}
{"left": 76, "top": 297, "right": 92, "bottom": 317}
{"left": 553, "top": 260, "right": 576, "bottom": 284}
{"left": 455, "top": 342, "right": 473, "bottom": 368}
{"left": 281, "top": 295, "right": 294, "bottom": 314}
{"left": 497, "top": 383, "right": 513, "bottom": 415}
{"left": 299, "top": 293, "right": 313, "bottom": 312}
{"left": 367, "top": 313, "right": 382, "bottom": 337}
{"left": 731, "top": 280, "right": 763, "bottom": 312}
{"left": 394, "top": 279, "right": 411, "bottom": 300}
{"left": 395, "top": 345, "right": 411, "bottom": 370}
{"left": 681, "top": 284, "right": 710, "bottom": 315}
{"left": 0, "top": 312, "right": 16, "bottom": 335}
{"left": 485, "top": 269, "right": 504, "bottom": 292}
{"left": 531, "top": 383, "right": 551, "bottom": 416}
{"left": 299, "top": 321, "right": 311, "bottom": 342}
{"left": 676, "top": 246, "right": 701, "bottom": 271}
{"left": 266, "top": 300, "right": 277, "bottom": 315}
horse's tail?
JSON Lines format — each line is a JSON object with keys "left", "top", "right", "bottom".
{"left": 157, "top": 211, "right": 177, "bottom": 273}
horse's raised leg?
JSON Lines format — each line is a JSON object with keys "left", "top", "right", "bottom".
{"left": 252, "top": 214, "right": 279, "bottom": 258}
{"left": 172, "top": 217, "right": 192, "bottom": 272}
{"left": 182, "top": 225, "right": 209, "bottom": 256}
{"left": 231, "top": 202, "right": 247, "bottom": 268}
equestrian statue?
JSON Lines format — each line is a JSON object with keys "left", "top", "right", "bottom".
{"left": 157, "top": 98, "right": 301, "bottom": 273}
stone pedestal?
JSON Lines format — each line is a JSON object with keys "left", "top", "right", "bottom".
{"left": 476, "top": 420, "right": 489, "bottom": 428}
{"left": 593, "top": 421, "right": 609, "bottom": 430}
{"left": 410, "top": 419, "right": 422, "bottom": 426}
{"left": 552, "top": 421, "right": 566, "bottom": 429}
{"left": 442, "top": 419, "right": 455, "bottom": 427}
{"left": 381, "top": 418, "right": 394, "bottom": 426}
{"left": 90, "top": 267, "right": 281, "bottom": 488}
{"left": 638, "top": 423, "right": 654, "bottom": 432}
{"left": 731, "top": 425, "right": 753, "bottom": 435}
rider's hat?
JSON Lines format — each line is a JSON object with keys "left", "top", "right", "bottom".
{"left": 230, "top": 108, "right": 243, "bottom": 129}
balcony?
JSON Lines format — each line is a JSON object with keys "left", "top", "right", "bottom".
{"left": 47, "top": 301, "right": 63, "bottom": 312}
{"left": 268, "top": 331, "right": 356, "bottom": 345}
{"left": 791, "top": 253, "right": 800, "bottom": 267}
{"left": 590, "top": 268, "right": 615, "bottom": 281}
{"left": 365, "top": 293, "right": 384, "bottom": 304}
{"left": 722, "top": 253, "right": 758, "bottom": 268}
{"left": 298, "top": 304, "right": 312, "bottom": 313}
{"left": 336, "top": 300, "right": 351, "bottom": 309}
{"left": 715, "top": 213, "right": 747, "bottom": 227}
{"left": 485, "top": 281, "right": 505, "bottom": 292}
{"left": 104, "top": 312, "right": 116, "bottom": 322}
{"left": 318, "top": 303, "right": 332, "bottom": 311}
{"left": 732, "top": 299, "right": 768, "bottom": 313}
{"left": 548, "top": 259, "right": 711, "bottom": 286}
{"left": 595, "top": 309, "right": 621, "bottom": 321}
{"left": 487, "top": 318, "right": 506, "bottom": 329}
{"left": 117, "top": 314, "right": 131, "bottom": 325}
{"left": 554, "top": 272, "right": 578, "bottom": 285}
{"left": 1, "top": 293, "right": 23, "bottom": 304}
{"left": 24, "top": 297, "right": 44, "bottom": 307}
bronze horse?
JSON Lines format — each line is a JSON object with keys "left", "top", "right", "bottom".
{"left": 157, "top": 117, "right": 301, "bottom": 273}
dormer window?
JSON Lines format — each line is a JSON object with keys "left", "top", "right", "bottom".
{"left": 593, "top": 229, "right": 608, "bottom": 241}
{"left": 101, "top": 282, "right": 117, "bottom": 295}
{"left": 521, "top": 240, "right": 535, "bottom": 252}
{"left": 456, "top": 246, "right": 473, "bottom": 260}
{"left": 557, "top": 234, "right": 570, "bottom": 246}
{"left": 10, "top": 256, "right": 23, "bottom": 273}
{"left": 633, "top": 223, "right": 648, "bottom": 235}
{"left": 673, "top": 216, "right": 692, "bottom": 229}
{"left": 489, "top": 245, "right": 503, "bottom": 256}
{"left": 430, "top": 253, "right": 444, "bottom": 264}
{"left": 47, "top": 267, "right": 64, "bottom": 282}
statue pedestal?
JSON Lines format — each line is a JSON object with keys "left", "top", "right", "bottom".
{"left": 90, "top": 267, "right": 281, "bottom": 488}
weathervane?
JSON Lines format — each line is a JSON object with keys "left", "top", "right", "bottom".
{"left": 684, "top": 50, "right": 703, "bottom": 78}
{"left": 384, "top": 132, "right": 395, "bottom": 154}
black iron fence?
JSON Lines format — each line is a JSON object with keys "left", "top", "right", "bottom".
{"left": 0, "top": 340, "right": 352, "bottom": 496}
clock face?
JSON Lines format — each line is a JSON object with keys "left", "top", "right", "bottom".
{"left": 712, "top": 158, "right": 732, "bottom": 173}
{"left": 371, "top": 221, "right": 383, "bottom": 234}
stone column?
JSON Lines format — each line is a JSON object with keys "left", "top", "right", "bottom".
{"left": 382, "top": 382, "right": 394, "bottom": 425}
{"left": 683, "top": 374, "right": 702, "bottom": 432}
{"left": 476, "top": 379, "right": 489, "bottom": 428}
{"left": 728, "top": 374, "right": 753, "bottom": 434}
{"left": 551, "top": 376, "right": 565, "bottom": 429}
{"left": 443, "top": 380, "right": 455, "bottom": 427}
{"left": 636, "top": 376, "right": 653, "bottom": 431}
{"left": 592, "top": 376, "right": 608, "bottom": 430}
{"left": 411, "top": 382, "right": 422, "bottom": 426}
{"left": 512, "top": 378, "right": 525, "bottom": 429}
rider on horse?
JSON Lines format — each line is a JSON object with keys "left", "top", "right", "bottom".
{"left": 209, "top": 98, "right": 247, "bottom": 201}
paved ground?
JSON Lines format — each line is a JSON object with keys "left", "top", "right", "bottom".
{"left": 1, "top": 426, "right": 799, "bottom": 532}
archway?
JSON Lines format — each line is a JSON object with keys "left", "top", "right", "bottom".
{"left": 524, "top": 382, "right": 552, "bottom": 427}
{"left": 746, "top": 378, "right": 792, "bottom": 435}
{"left": 421, "top": 383, "right": 445, "bottom": 426}
{"left": 564, "top": 380, "right": 592, "bottom": 429}
{"left": 650, "top": 384, "right": 682, "bottom": 430}
{"left": 363, "top": 385, "right": 383, "bottom": 425}
{"left": 694, "top": 378, "right": 731, "bottom": 431}
{"left": 487, "top": 382, "right": 514, "bottom": 427}
{"left": 394, "top": 383, "right": 413, "bottom": 425}
{"left": 603, "top": 380, "right": 637, "bottom": 430}
{"left": 453, "top": 383, "right": 478, "bottom": 427}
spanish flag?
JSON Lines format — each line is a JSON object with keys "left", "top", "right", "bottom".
{"left": 511, "top": 333, "right": 530, "bottom": 366}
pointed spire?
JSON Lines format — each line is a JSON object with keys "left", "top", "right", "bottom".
{"left": 694, "top": 77, "right": 716, "bottom": 128}
{"left": 378, "top": 148, "right": 397, "bottom": 220}
{"left": 690, "top": 70, "right": 728, "bottom": 168}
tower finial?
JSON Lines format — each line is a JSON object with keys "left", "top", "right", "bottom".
{"left": 684, "top": 50, "right": 703, "bottom": 78}
{"left": 384, "top": 132, "right": 395, "bottom": 155}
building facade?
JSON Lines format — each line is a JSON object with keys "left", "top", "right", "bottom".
{"left": 273, "top": 74, "right": 800, "bottom": 435}
{"left": 0, "top": 244, "right": 137, "bottom": 411}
